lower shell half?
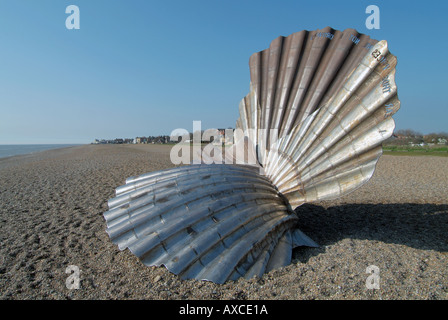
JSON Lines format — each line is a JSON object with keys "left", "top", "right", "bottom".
{"left": 103, "top": 164, "right": 317, "bottom": 284}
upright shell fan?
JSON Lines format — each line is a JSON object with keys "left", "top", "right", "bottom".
{"left": 103, "top": 27, "right": 400, "bottom": 284}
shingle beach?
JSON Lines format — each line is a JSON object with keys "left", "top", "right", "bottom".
{"left": 0, "top": 144, "right": 447, "bottom": 300}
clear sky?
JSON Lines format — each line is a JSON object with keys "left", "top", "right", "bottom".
{"left": 0, "top": 0, "right": 447, "bottom": 144}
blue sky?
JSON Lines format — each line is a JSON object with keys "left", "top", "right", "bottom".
{"left": 0, "top": 0, "right": 447, "bottom": 144}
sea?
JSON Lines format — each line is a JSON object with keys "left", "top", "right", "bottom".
{"left": 0, "top": 144, "right": 81, "bottom": 159}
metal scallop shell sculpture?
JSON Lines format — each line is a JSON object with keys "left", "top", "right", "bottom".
{"left": 103, "top": 27, "right": 400, "bottom": 284}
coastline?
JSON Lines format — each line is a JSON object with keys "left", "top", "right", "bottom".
{"left": 0, "top": 144, "right": 447, "bottom": 300}
{"left": 0, "top": 144, "right": 85, "bottom": 165}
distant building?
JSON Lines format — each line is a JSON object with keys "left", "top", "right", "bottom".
{"left": 134, "top": 135, "right": 170, "bottom": 144}
{"left": 218, "top": 128, "right": 233, "bottom": 145}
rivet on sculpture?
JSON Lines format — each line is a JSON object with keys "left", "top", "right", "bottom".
{"left": 102, "top": 27, "right": 400, "bottom": 284}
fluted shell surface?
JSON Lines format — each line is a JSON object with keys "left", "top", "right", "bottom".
{"left": 103, "top": 27, "right": 400, "bottom": 284}
{"left": 235, "top": 27, "right": 400, "bottom": 207}
{"left": 104, "top": 164, "right": 317, "bottom": 284}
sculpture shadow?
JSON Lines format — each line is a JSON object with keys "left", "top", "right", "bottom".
{"left": 292, "top": 203, "right": 448, "bottom": 262}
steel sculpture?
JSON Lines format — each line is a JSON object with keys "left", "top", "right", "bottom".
{"left": 103, "top": 27, "right": 400, "bottom": 283}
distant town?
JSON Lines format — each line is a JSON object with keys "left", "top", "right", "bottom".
{"left": 386, "top": 130, "right": 448, "bottom": 146}
{"left": 92, "top": 129, "right": 232, "bottom": 145}
{"left": 92, "top": 129, "right": 448, "bottom": 147}
{"left": 92, "top": 136, "right": 171, "bottom": 145}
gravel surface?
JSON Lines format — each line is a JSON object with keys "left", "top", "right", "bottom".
{"left": 0, "top": 144, "right": 447, "bottom": 300}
